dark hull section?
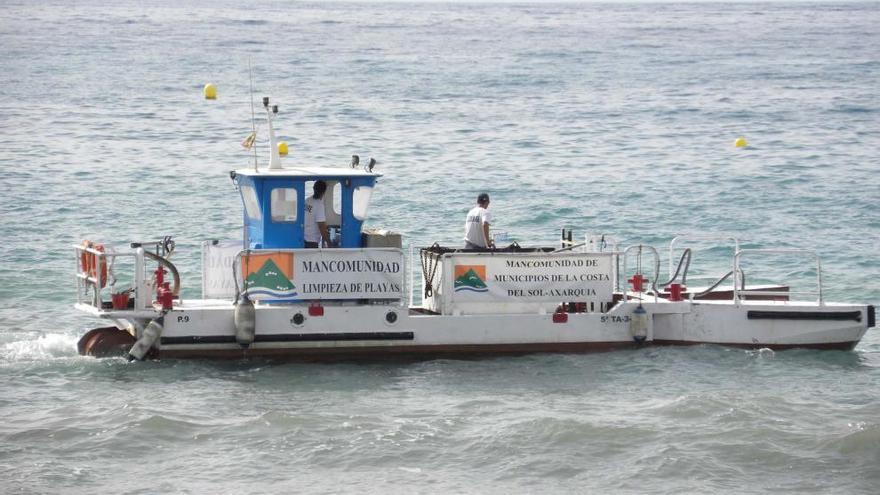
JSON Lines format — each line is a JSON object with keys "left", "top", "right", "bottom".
{"left": 747, "top": 310, "right": 863, "bottom": 322}
{"left": 157, "top": 341, "right": 641, "bottom": 361}
{"left": 155, "top": 339, "right": 861, "bottom": 360}
{"left": 160, "top": 332, "right": 415, "bottom": 345}
{"left": 653, "top": 340, "right": 860, "bottom": 351}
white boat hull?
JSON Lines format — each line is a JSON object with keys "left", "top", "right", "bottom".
{"left": 81, "top": 297, "right": 871, "bottom": 360}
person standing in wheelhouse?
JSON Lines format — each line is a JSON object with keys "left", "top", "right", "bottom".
{"left": 304, "top": 180, "right": 331, "bottom": 248}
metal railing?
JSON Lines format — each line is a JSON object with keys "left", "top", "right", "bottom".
{"left": 404, "top": 236, "right": 826, "bottom": 308}
{"left": 669, "top": 234, "right": 740, "bottom": 281}
{"left": 621, "top": 244, "right": 660, "bottom": 301}
{"left": 75, "top": 244, "right": 147, "bottom": 311}
{"left": 733, "top": 248, "right": 823, "bottom": 304}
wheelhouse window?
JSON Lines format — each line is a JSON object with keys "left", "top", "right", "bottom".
{"left": 241, "top": 185, "right": 262, "bottom": 221}
{"left": 331, "top": 181, "right": 341, "bottom": 217}
{"left": 352, "top": 186, "right": 373, "bottom": 221}
{"left": 270, "top": 188, "right": 298, "bottom": 222}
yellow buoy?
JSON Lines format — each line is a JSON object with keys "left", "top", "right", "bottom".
{"left": 203, "top": 83, "right": 217, "bottom": 100}
{"left": 734, "top": 137, "right": 748, "bottom": 148}
{"left": 278, "top": 141, "right": 289, "bottom": 156}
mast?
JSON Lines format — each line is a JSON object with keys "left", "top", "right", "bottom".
{"left": 263, "top": 97, "right": 282, "bottom": 170}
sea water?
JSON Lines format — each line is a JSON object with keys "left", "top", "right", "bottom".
{"left": 1, "top": 1, "right": 879, "bottom": 493}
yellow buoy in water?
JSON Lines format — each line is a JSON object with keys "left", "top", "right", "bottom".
{"left": 203, "top": 83, "right": 217, "bottom": 100}
{"left": 278, "top": 141, "right": 289, "bottom": 156}
{"left": 734, "top": 137, "right": 748, "bottom": 148}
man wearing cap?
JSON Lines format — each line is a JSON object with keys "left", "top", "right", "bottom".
{"left": 464, "top": 193, "right": 495, "bottom": 249}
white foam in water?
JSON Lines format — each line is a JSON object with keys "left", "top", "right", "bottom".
{"left": 1, "top": 333, "right": 79, "bottom": 361}
{"left": 747, "top": 347, "right": 776, "bottom": 358}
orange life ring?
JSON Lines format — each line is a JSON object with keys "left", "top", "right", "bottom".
{"left": 80, "top": 240, "right": 107, "bottom": 288}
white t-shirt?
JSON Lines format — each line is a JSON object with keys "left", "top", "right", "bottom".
{"left": 304, "top": 196, "right": 326, "bottom": 244}
{"left": 463, "top": 205, "right": 493, "bottom": 247}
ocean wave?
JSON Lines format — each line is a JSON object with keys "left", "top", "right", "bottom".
{"left": 1, "top": 333, "right": 78, "bottom": 362}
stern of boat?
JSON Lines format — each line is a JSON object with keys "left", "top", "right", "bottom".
{"left": 74, "top": 239, "right": 174, "bottom": 357}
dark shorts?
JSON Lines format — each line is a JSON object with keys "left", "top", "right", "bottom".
{"left": 304, "top": 241, "right": 320, "bottom": 248}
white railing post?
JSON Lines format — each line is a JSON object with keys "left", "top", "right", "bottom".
{"left": 733, "top": 251, "right": 741, "bottom": 304}
{"left": 135, "top": 247, "right": 146, "bottom": 309}
{"left": 97, "top": 251, "right": 104, "bottom": 307}
{"left": 409, "top": 244, "right": 415, "bottom": 308}
{"left": 75, "top": 247, "right": 82, "bottom": 305}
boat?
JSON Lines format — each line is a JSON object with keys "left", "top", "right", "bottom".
{"left": 74, "top": 98, "right": 875, "bottom": 360}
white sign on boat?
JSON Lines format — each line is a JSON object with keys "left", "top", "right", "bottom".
{"left": 423, "top": 251, "right": 615, "bottom": 315}
{"left": 204, "top": 244, "right": 405, "bottom": 301}
{"left": 202, "top": 240, "right": 243, "bottom": 299}
{"left": 239, "top": 248, "right": 404, "bottom": 301}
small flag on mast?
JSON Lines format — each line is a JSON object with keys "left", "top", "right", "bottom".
{"left": 241, "top": 131, "right": 257, "bottom": 150}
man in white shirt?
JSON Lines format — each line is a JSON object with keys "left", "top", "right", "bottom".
{"left": 304, "top": 180, "right": 331, "bottom": 248}
{"left": 463, "top": 192, "right": 494, "bottom": 249}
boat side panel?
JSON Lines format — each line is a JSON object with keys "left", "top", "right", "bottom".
{"left": 159, "top": 304, "right": 643, "bottom": 354}
{"left": 154, "top": 300, "right": 868, "bottom": 358}
{"left": 668, "top": 302, "right": 868, "bottom": 347}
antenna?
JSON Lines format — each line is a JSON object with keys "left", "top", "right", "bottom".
{"left": 248, "top": 58, "right": 258, "bottom": 172}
